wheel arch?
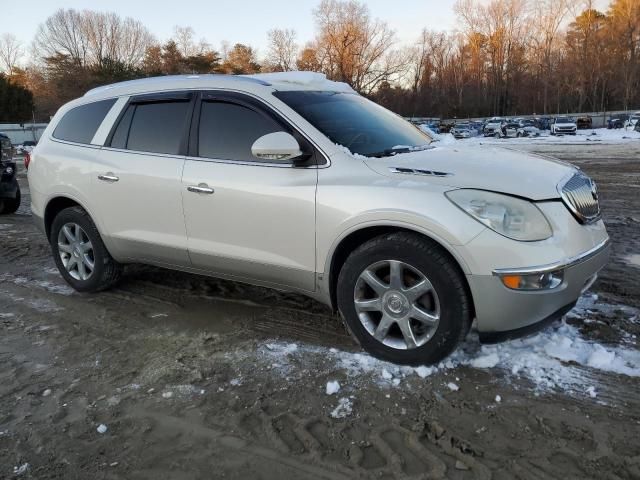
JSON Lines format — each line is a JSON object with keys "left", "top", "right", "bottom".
{"left": 44, "top": 195, "right": 97, "bottom": 240}
{"left": 326, "top": 223, "right": 474, "bottom": 316}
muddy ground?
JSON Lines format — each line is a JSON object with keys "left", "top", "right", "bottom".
{"left": 1, "top": 142, "right": 640, "bottom": 479}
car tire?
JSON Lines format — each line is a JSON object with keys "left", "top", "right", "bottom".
{"left": 50, "top": 206, "right": 123, "bottom": 292}
{"left": 516, "top": 132, "right": 522, "bottom": 138}
{"left": 0, "top": 187, "right": 20, "bottom": 215}
{"left": 336, "top": 232, "right": 472, "bottom": 365}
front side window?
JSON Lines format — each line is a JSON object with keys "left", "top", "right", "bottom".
{"left": 53, "top": 98, "right": 116, "bottom": 144}
{"left": 198, "top": 101, "right": 285, "bottom": 161}
{"left": 274, "top": 91, "right": 431, "bottom": 157}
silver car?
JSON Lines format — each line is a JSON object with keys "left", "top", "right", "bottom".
{"left": 28, "top": 73, "right": 609, "bottom": 365}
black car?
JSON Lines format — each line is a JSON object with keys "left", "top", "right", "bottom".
{"left": 607, "top": 115, "right": 625, "bottom": 129}
{"left": 0, "top": 133, "right": 20, "bottom": 214}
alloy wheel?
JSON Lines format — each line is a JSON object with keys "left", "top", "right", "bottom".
{"left": 57, "top": 222, "right": 95, "bottom": 281}
{"left": 354, "top": 260, "right": 441, "bottom": 350}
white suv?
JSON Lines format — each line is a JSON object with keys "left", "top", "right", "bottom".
{"left": 28, "top": 72, "right": 610, "bottom": 365}
{"left": 550, "top": 116, "right": 578, "bottom": 135}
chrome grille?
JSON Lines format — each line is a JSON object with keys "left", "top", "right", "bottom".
{"left": 560, "top": 173, "right": 600, "bottom": 224}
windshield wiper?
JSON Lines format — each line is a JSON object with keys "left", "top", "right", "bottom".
{"left": 364, "top": 144, "right": 432, "bottom": 158}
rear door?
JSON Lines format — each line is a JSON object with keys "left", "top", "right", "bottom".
{"left": 91, "top": 92, "right": 194, "bottom": 266}
{"left": 181, "top": 92, "right": 318, "bottom": 291}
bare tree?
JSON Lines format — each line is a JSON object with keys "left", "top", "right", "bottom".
{"left": 607, "top": 0, "right": 640, "bottom": 110}
{"left": 266, "top": 28, "right": 298, "bottom": 71}
{"left": 527, "top": 0, "right": 573, "bottom": 113}
{"left": 311, "top": 0, "right": 404, "bottom": 93}
{"left": 33, "top": 9, "right": 153, "bottom": 69}
{"left": 0, "top": 34, "right": 24, "bottom": 76}
{"left": 455, "top": 0, "right": 531, "bottom": 114}
{"left": 173, "top": 26, "right": 196, "bottom": 57}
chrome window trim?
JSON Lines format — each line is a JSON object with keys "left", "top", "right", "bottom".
{"left": 93, "top": 87, "right": 331, "bottom": 169}
{"left": 182, "top": 155, "right": 317, "bottom": 169}
{"left": 49, "top": 138, "right": 103, "bottom": 150}
{"left": 98, "top": 145, "right": 186, "bottom": 160}
{"left": 492, "top": 238, "right": 610, "bottom": 276}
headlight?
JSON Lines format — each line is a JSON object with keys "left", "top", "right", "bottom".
{"left": 445, "top": 189, "right": 552, "bottom": 241}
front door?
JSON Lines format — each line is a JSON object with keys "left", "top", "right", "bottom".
{"left": 181, "top": 93, "right": 317, "bottom": 291}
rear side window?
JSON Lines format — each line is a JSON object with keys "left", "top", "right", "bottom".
{"left": 53, "top": 99, "right": 116, "bottom": 144}
{"left": 198, "top": 101, "right": 284, "bottom": 161}
{"left": 109, "top": 100, "right": 191, "bottom": 155}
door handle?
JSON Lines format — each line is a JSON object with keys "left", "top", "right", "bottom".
{"left": 187, "top": 184, "right": 214, "bottom": 194}
{"left": 98, "top": 173, "right": 119, "bottom": 183}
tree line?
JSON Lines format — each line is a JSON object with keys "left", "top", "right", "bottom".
{"left": 0, "top": 0, "right": 638, "bottom": 121}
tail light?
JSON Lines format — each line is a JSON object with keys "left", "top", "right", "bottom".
{"left": 24, "top": 152, "right": 31, "bottom": 170}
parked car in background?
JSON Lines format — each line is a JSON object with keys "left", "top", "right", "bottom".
{"left": 16, "top": 140, "right": 37, "bottom": 155}
{"left": 451, "top": 123, "right": 478, "bottom": 139}
{"left": 483, "top": 117, "right": 505, "bottom": 136}
{"left": 550, "top": 116, "right": 577, "bottom": 135}
{"left": 535, "top": 117, "right": 552, "bottom": 130}
{"left": 439, "top": 121, "right": 455, "bottom": 134}
{"left": 493, "top": 121, "right": 521, "bottom": 138}
{"left": 576, "top": 116, "right": 592, "bottom": 130}
{"left": 29, "top": 73, "right": 610, "bottom": 365}
{"left": 635, "top": 121, "right": 640, "bottom": 133}
{"left": 607, "top": 115, "right": 625, "bottom": 129}
{"left": 470, "top": 121, "right": 484, "bottom": 134}
{"left": 424, "top": 122, "right": 440, "bottom": 134}
{"left": 625, "top": 112, "right": 640, "bottom": 129}
{"left": 516, "top": 119, "right": 541, "bottom": 137}
{"left": 0, "top": 133, "right": 20, "bottom": 215}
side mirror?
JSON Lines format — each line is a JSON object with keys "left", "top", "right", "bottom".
{"left": 251, "top": 132, "right": 303, "bottom": 162}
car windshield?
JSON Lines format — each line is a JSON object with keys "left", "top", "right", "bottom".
{"left": 274, "top": 91, "right": 431, "bottom": 157}
{"left": 556, "top": 117, "right": 572, "bottom": 123}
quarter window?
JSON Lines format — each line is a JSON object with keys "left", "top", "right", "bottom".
{"left": 53, "top": 98, "right": 116, "bottom": 144}
{"left": 198, "top": 101, "right": 284, "bottom": 161}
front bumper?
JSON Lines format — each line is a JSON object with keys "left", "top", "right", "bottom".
{"left": 468, "top": 238, "right": 610, "bottom": 340}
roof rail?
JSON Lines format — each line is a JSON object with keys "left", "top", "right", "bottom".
{"left": 84, "top": 74, "right": 271, "bottom": 97}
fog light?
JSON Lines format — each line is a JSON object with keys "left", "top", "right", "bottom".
{"left": 499, "top": 271, "right": 563, "bottom": 290}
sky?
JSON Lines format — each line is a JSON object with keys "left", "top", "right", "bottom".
{"left": 3, "top": 0, "right": 460, "bottom": 59}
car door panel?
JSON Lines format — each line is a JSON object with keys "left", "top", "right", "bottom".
{"left": 181, "top": 92, "right": 317, "bottom": 291}
{"left": 92, "top": 149, "right": 189, "bottom": 265}
{"left": 91, "top": 93, "right": 193, "bottom": 266}
{"left": 182, "top": 161, "right": 317, "bottom": 290}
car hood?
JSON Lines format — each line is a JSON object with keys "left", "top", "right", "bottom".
{"left": 363, "top": 145, "right": 575, "bottom": 200}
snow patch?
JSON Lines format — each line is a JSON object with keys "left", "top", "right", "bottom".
{"left": 13, "top": 463, "right": 29, "bottom": 476}
{"left": 331, "top": 397, "right": 353, "bottom": 418}
{"left": 251, "top": 295, "right": 638, "bottom": 397}
{"left": 245, "top": 71, "right": 354, "bottom": 93}
{"left": 97, "top": 424, "right": 108, "bottom": 434}
{"left": 447, "top": 382, "right": 460, "bottom": 391}
{"left": 326, "top": 380, "right": 340, "bottom": 395}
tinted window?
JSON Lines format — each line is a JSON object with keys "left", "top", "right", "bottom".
{"left": 109, "top": 104, "right": 135, "bottom": 149}
{"left": 198, "top": 101, "right": 284, "bottom": 161}
{"left": 53, "top": 99, "right": 116, "bottom": 144}
{"left": 274, "top": 91, "right": 430, "bottom": 157}
{"left": 125, "top": 101, "right": 190, "bottom": 155}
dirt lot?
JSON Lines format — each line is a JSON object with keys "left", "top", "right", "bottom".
{"left": 1, "top": 141, "right": 640, "bottom": 479}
